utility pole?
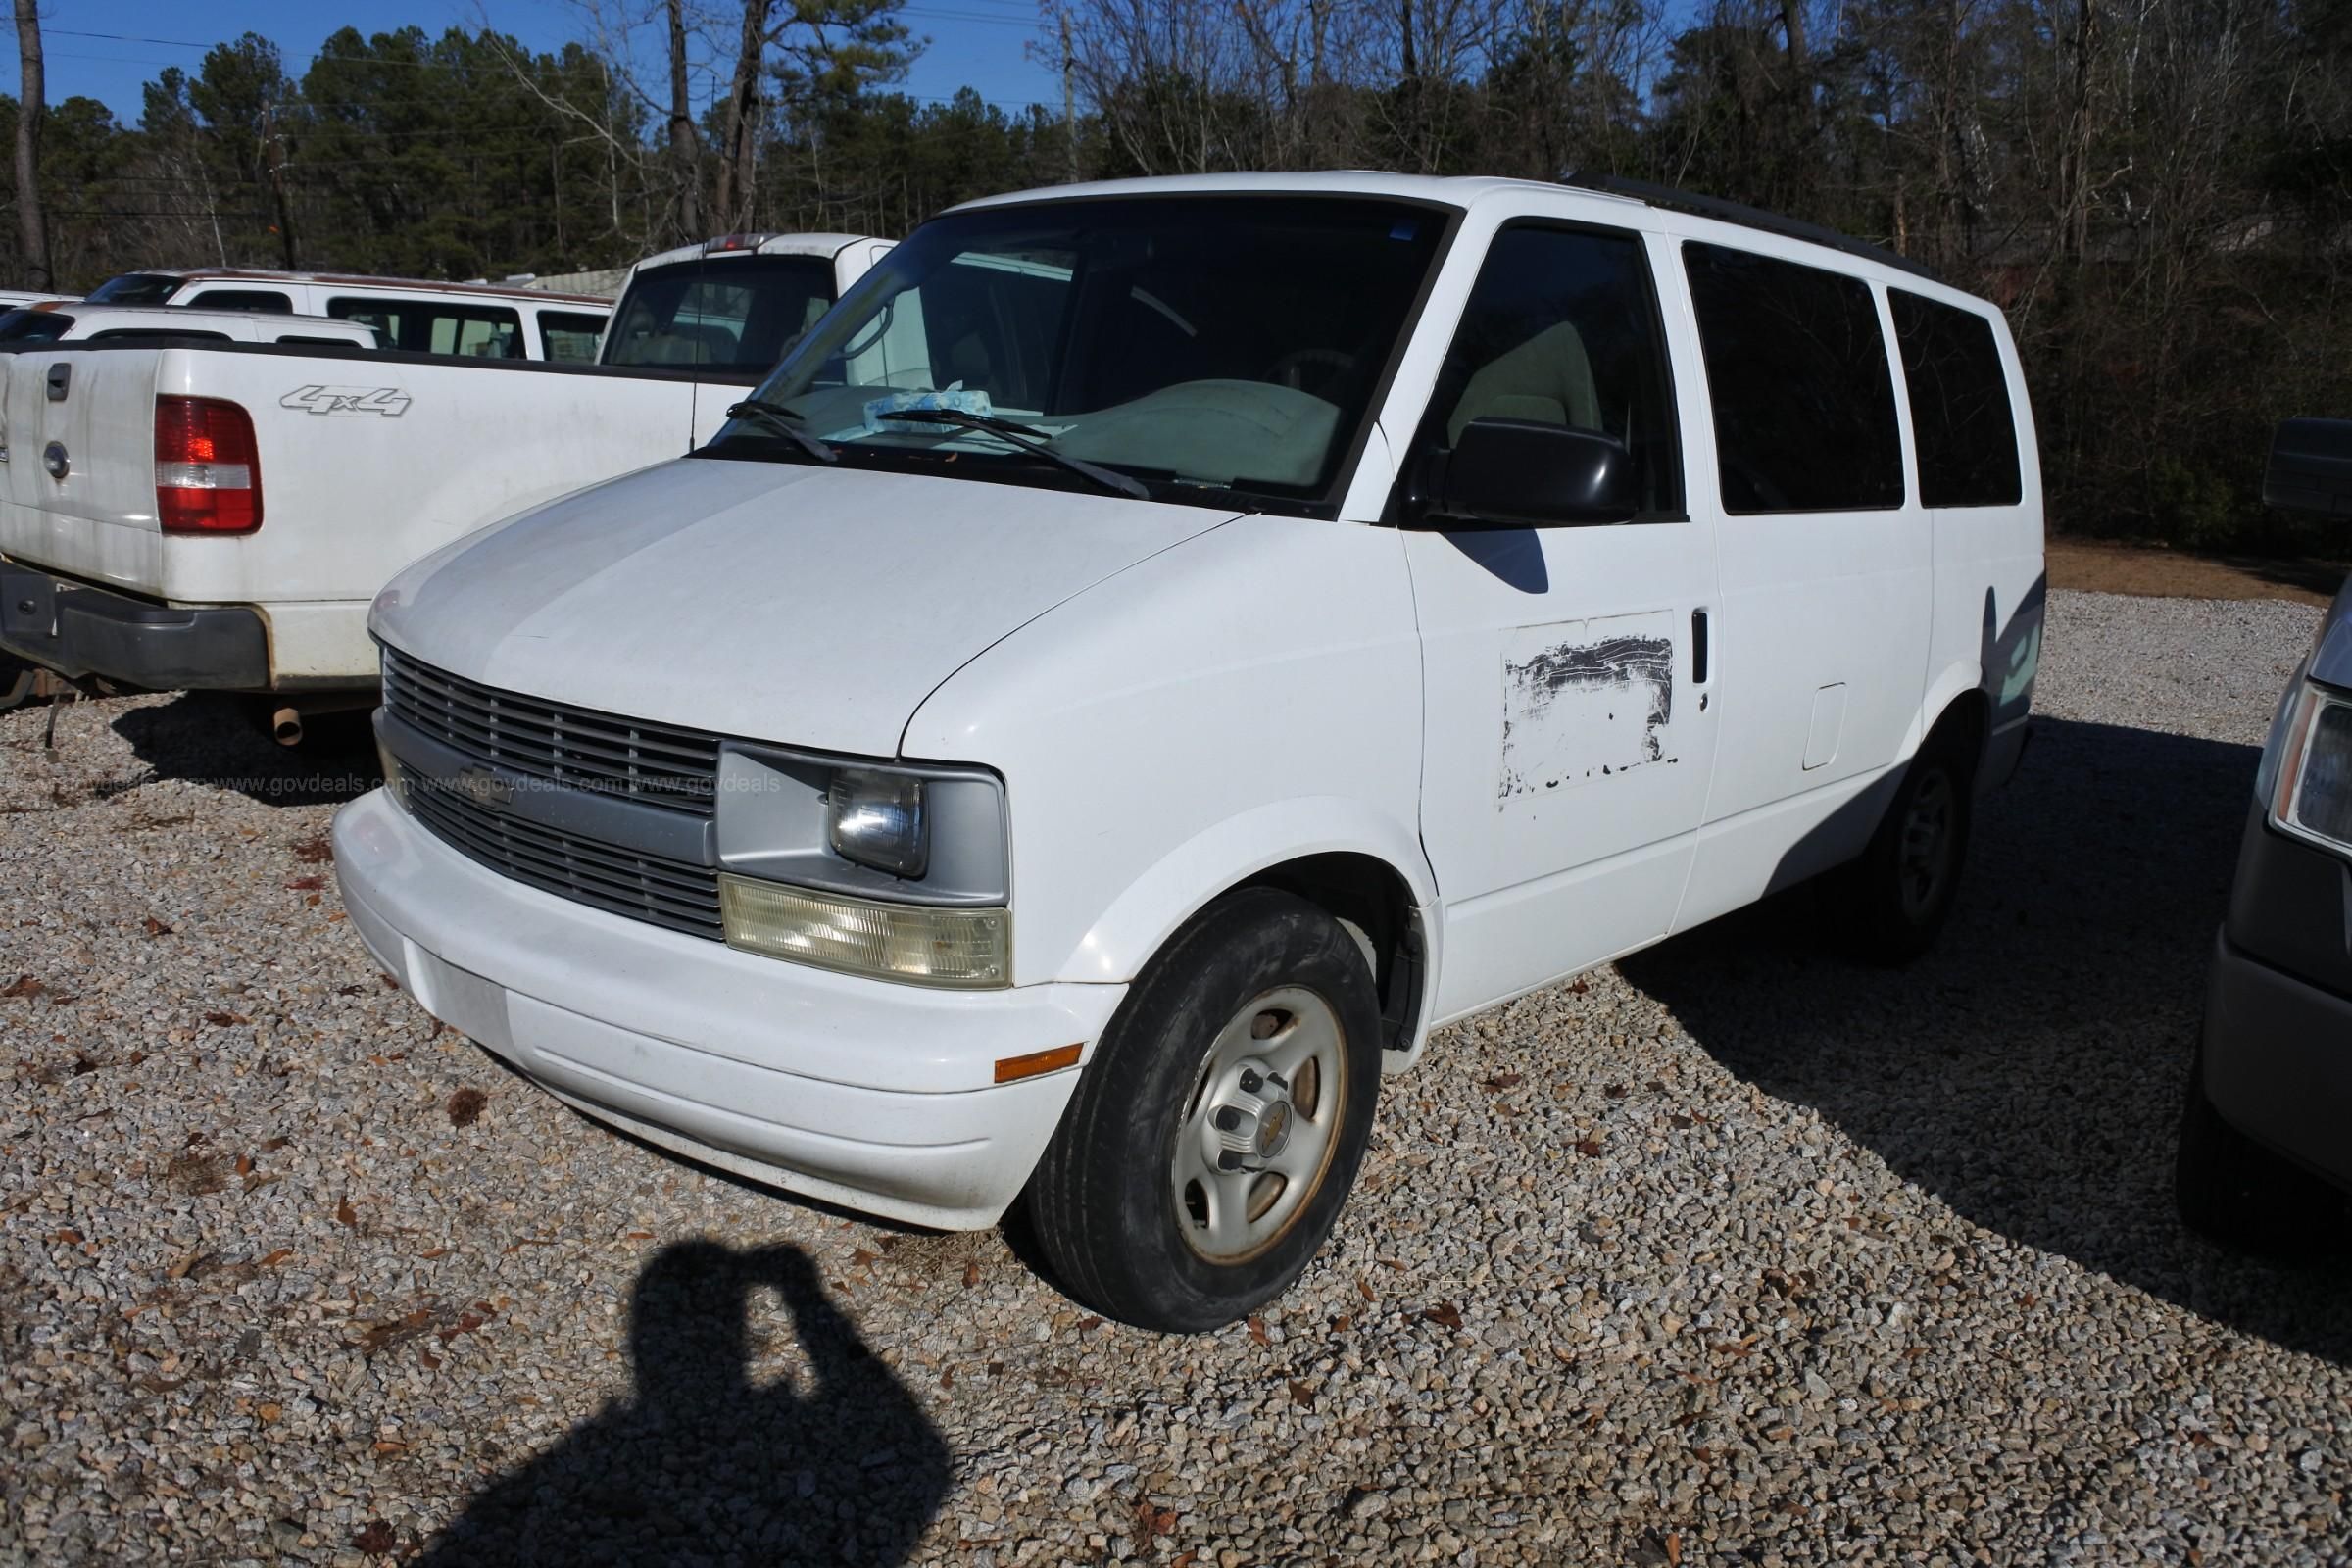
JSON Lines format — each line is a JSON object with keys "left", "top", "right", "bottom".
{"left": 1060, "top": 7, "right": 1076, "bottom": 184}
{"left": 13, "top": 0, "right": 50, "bottom": 289}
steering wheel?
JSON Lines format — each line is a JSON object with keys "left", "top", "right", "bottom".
{"left": 1259, "top": 346, "right": 1357, "bottom": 396}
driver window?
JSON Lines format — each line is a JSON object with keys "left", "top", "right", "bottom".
{"left": 1426, "top": 225, "right": 1684, "bottom": 518}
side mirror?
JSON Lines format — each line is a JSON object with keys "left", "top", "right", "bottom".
{"left": 1418, "top": 417, "right": 1640, "bottom": 529}
{"left": 2264, "top": 417, "right": 2352, "bottom": 518}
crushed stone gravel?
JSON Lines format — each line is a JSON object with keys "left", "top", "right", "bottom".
{"left": 2, "top": 588, "right": 2348, "bottom": 1566}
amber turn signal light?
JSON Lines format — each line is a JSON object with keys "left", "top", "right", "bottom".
{"left": 993, "top": 1043, "right": 1082, "bottom": 1084}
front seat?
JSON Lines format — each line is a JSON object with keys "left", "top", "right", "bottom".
{"left": 1445, "top": 321, "right": 1602, "bottom": 444}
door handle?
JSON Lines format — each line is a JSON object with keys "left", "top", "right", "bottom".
{"left": 1691, "top": 608, "right": 1710, "bottom": 684}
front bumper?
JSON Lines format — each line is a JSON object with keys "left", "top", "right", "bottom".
{"left": 0, "top": 560, "right": 270, "bottom": 690}
{"left": 331, "top": 788, "right": 1123, "bottom": 1229}
{"left": 2200, "top": 928, "right": 2352, "bottom": 1195}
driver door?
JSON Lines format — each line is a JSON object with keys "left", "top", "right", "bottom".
{"left": 1402, "top": 223, "right": 1721, "bottom": 1019}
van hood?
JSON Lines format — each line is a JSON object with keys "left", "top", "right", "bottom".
{"left": 371, "top": 457, "right": 1237, "bottom": 758}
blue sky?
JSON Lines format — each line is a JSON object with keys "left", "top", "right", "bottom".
{"left": 15, "top": 0, "right": 1062, "bottom": 124}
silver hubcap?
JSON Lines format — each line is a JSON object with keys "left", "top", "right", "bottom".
{"left": 1171, "top": 986, "right": 1348, "bottom": 1263}
{"left": 1897, "top": 768, "right": 1956, "bottom": 919}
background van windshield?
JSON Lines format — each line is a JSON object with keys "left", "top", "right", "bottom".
{"left": 730, "top": 196, "right": 1446, "bottom": 509}
{"left": 84, "top": 273, "right": 181, "bottom": 306}
{"left": 604, "top": 254, "right": 837, "bottom": 370}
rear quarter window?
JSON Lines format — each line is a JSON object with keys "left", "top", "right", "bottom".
{"left": 1890, "top": 291, "right": 2023, "bottom": 508}
{"left": 328, "top": 297, "right": 524, "bottom": 359}
{"left": 1682, "top": 242, "right": 1904, "bottom": 514}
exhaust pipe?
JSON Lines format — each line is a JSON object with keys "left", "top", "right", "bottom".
{"left": 271, "top": 706, "right": 304, "bottom": 748}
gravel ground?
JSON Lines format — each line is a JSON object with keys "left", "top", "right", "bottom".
{"left": 3, "top": 587, "right": 2348, "bottom": 1567}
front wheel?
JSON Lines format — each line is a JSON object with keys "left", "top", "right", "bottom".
{"left": 2175, "top": 1046, "right": 2344, "bottom": 1254}
{"left": 1024, "top": 888, "right": 1383, "bottom": 1332}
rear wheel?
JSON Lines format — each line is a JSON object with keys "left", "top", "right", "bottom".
{"left": 2175, "top": 1046, "right": 2344, "bottom": 1254}
{"left": 1025, "top": 888, "right": 1382, "bottom": 1332}
{"left": 1835, "top": 726, "right": 1975, "bottom": 963}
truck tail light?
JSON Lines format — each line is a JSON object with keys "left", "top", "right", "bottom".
{"left": 155, "top": 396, "right": 261, "bottom": 533}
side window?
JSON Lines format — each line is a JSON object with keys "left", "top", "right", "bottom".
{"left": 1682, "top": 243, "right": 1903, "bottom": 514}
{"left": 539, "top": 310, "right": 607, "bottom": 363}
{"left": 1422, "top": 224, "right": 1683, "bottom": 517}
{"left": 1890, "top": 291, "right": 2022, "bottom": 508}
{"left": 187, "top": 288, "right": 292, "bottom": 314}
{"left": 328, "top": 298, "right": 523, "bottom": 359}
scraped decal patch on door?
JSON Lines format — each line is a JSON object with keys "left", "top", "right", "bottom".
{"left": 281, "top": 385, "right": 412, "bottom": 417}
{"left": 1499, "top": 612, "right": 1677, "bottom": 800}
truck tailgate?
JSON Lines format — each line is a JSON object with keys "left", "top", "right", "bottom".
{"left": 0, "top": 347, "right": 166, "bottom": 591}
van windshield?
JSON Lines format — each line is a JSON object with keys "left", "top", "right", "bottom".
{"left": 714, "top": 196, "right": 1448, "bottom": 511}
{"left": 84, "top": 273, "right": 182, "bottom": 306}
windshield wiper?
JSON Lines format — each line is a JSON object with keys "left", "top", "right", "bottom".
{"left": 722, "top": 398, "right": 836, "bottom": 464}
{"left": 868, "top": 408, "right": 1150, "bottom": 500}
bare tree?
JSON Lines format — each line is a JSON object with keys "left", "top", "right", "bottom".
{"left": 669, "top": 0, "right": 707, "bottom": 233}
{"left": 13, "top": 0, "right": 49, "bottom": 288}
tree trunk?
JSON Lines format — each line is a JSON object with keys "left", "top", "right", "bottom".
{"left": 666, "top": 0, "right": 705, "bottom": 238}
{"left": 712, "top": 0, "right": 774, "bottom": 231}
{"left": 14, "top": 0, "right": 49, "bottom": 289}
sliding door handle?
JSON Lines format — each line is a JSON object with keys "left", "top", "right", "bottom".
{"left": 1691, "top": 608, "right": 1710, "bottom": 684}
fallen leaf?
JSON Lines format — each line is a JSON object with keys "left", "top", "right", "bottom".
{"left": 142, "top": 917, "right": 173, "bottom": 938}
{"left": 351, "top": 1520, "right": 396, "bottom": 1555}
{"left": 624, "top": 1231, "right": 655, "bottom": 1242}
{"left": 1575, "top": 1139, "right": 1603, "bottom": 1157}
{"left": 284, "top": 876, "right": 325, "bottom": 892}
{"left": 257, "top": 1401, "right": 282, "bottom": 1424}
{"left": 257, "top": 1248, "right": 293, "bottom": 1267}
{"left": 1422, "top": 1301, "right": 1464, "bottom": 1330}
{"left": 203, "top": 1011, "right": 249, "bottom": 1028}
{"left": 1569, "top": 978, "right": 1590, "bottom": 994}
{"left": 335, "top": 1196, "right": 358, "bottom": 1230}
{"left": 444, "top": 1088, "right": 487, "bottom": 1128}
{"left": 1603, "top": 1084, "right": 1628, "bottom": 1100}
{"left": 1481, "top": 1072, "right": 1524, "bottom": 1092}
{"left": 293, "top": 835, "right": 334, "bottom": 863}
{"left": 2, "top": 975, "right": 44, "bottom": 999}
{"left": 1246, "top": 1315, "right": 1270, "bottom": 1348}
{"left": 1356, "top": 1276, "right": 1376, "bottom": 1303}
{"left": 234, "top": 1154, "right": 253, "bottom": 1177}
{"left": 1288, "top": 1379, "right": 1315, "bottom": 1406}
{"left": 165, "top": 1249, "right": 208, "bottom": 1280}
{"left": 51, "top": 1227, "right": 81, "bottom": 1245}
{"left": 372, "top": 1439, "right": 408, "bottom": 1454}
{"left": 379, "top": 974, "right": 400, "bottom": 991}
{"left": 962, "top": 1261, "right": 981, "bottom": 1287}
{"left": 1667, "top": 1533, "right": 1684, "bottom": 1566}
{"left": 1330, "top": 1313, "right": 1353, "bottom": 1334}
{"left": 852, "top": 1248, "right": 879, "bottom": 1270}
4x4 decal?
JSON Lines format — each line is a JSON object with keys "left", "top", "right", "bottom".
{"left": 281, "top": 385, "right": 412, "bottom": 417}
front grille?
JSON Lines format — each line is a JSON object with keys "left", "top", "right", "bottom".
{"left": 409, "top": 782, "right": 724, "bottom": 940}
{"left": 381, "top": 646, "right": 721, "bottom": 815}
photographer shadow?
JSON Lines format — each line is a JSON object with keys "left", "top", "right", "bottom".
{"left": 417, "top": 1240, "right": 952, "bottom": 1566}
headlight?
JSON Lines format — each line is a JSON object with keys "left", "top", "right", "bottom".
{"left": 711, "top": 744, "right": 1010, "bottom": 986}
{"left": 2269, "top": 681, "right": 2352, "bottom": 853}
{"left": 719, "top": 875, "right": 1008, "bottom": 988}
{"left": 827, "top": 767, "right": 927, "bottom": 877}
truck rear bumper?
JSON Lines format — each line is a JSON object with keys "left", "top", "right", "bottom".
{"left": 0, "top": 560, "right": 270, "bottom": 690}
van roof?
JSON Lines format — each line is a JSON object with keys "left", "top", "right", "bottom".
{"left": 625, "top": 232, "right": 878, "bottom": 274}
{"left": 34, "top": 303, "right": 367, "bottom": 330}
{"left": 115, "top": 269, "right": 609, "bottom": 306}
{"left": 954, "top": 171, "right": 1950, "bottom": 292}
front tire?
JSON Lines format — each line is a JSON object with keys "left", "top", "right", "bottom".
{"left": 1025, "top": 888, "right": 1383, "bottom": 1332}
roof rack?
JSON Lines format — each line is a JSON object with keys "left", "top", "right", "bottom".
{"left": 1556, "top": 172, "right": 1937, "bottom": 282}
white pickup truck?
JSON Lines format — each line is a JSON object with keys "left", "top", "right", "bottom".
{"left": 0, "top": 234, "right": 887, "bottom": 727}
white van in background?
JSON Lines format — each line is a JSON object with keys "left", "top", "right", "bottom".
{"left": 337, "top": 172, "right": 2043, "bottom": 1332}
{"left": 78, "top": 269, "right": 612, "bottom": 362}
{"left": 600, "top": 232, "right": 896, "bottom": 372}
{"left": 0, "top": 304, "right": 380, "bottom": 349}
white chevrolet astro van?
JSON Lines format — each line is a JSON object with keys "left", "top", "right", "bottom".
{"left": 334, "top": 172, "right": 2043, "bottom": 1331}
